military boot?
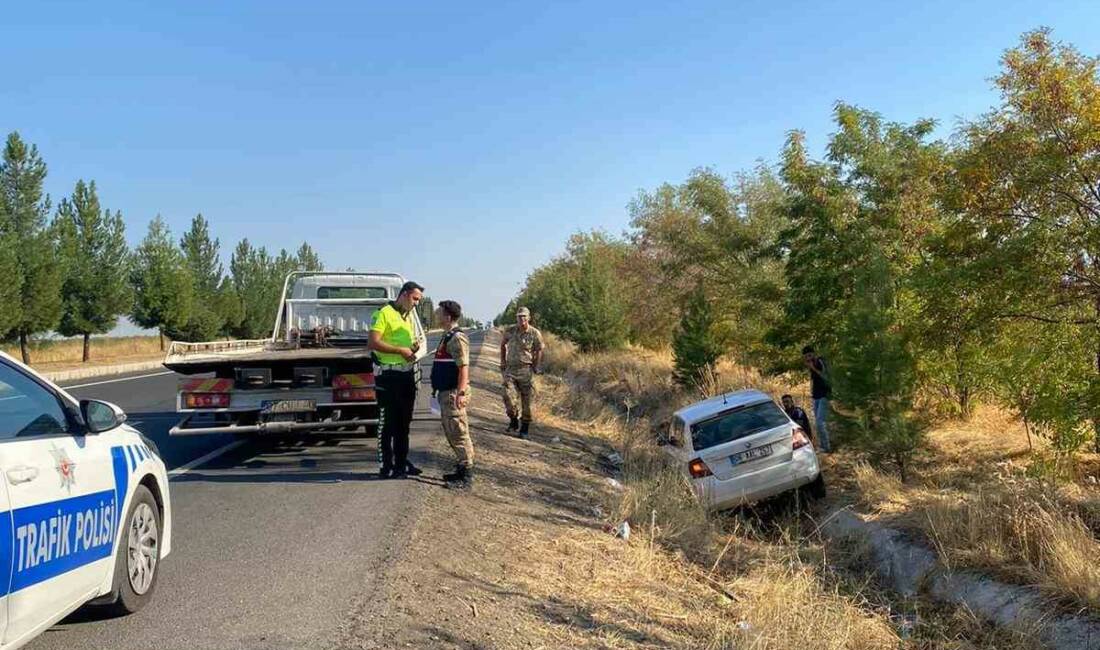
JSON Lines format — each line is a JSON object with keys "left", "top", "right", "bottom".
{"left": 519, "top": 420, "right": 530, "bottom": 439}
{"left": 507, "top": 416, "right": 520, "bottom": 432}
{"left": 444, "top": 465, "right": 472, "bottom": 489}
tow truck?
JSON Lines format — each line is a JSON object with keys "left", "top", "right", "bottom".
{"left": 165, "top": 271, "right": 426, "bottom": 436}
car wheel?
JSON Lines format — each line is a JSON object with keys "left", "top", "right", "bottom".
{"left": 106, "top": 484, "right": 161, "bottom": 615}
{"left": 805, "top": 473, "right": 827, "bottom": 500}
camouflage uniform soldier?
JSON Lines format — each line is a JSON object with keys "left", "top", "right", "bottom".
{"left": 500, "top": 307, "right": 544, "bottom": 438}
{"left": 431, "top": 300, "right": 474, "bottom": 489}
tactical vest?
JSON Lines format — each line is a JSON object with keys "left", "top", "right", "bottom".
{"left": 430, "top": 329, "right": 461, "bottom": 392}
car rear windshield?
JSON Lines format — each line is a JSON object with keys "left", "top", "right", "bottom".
{"left": 316, "top": 287, "right": 389, "bottom": 299}
{"left": 690, "top": 400, "right": 789, "bottom": 451}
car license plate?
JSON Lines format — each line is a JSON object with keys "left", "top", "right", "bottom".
{"left": 730, "top": 444, "right": 772, "bottom": 466}
{"left": 261, "top": 399, "right": 316, "bottom": 414}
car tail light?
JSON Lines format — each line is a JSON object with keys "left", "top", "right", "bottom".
{"left": 792, "top": 426, "right": 811, "bottom": 450}
{"left": 183, "top": 392, "right": 230, "bottom": 409}
{"left": 688, "top": 458, "right": 712, "bottom": 478}
{"left": 334, "top": 388, "right": 376, "bottom": 402}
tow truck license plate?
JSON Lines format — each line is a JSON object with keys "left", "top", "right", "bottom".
{"left": 261, "top": 399, "right": 316, "bottom": 414}
{"left": 730, "top": 444, "right": 772, "bottom": 466}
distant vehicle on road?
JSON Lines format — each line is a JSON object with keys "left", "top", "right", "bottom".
{"left": 660, "top": 389, "right": 824, "bottom": 510}
{"left": 165, "top": 272, "right": 427, "bottom": 437}
{"left": 0, "top": 352, "right": 172, "bottom": 649}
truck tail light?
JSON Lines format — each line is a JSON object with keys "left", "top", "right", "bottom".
{"left": 333, "top": 373, "right": 375, "bottom": 389}
{"left": 688, "top": 458, "right": 712, "bottom": 478}
{"left": 792, "top": 426, "right": 811, "bottom": 450}
{"left": 183, "top": 393, "right": 230, "bottom": 409}
{"left": 334, "top": 388, "right": 376, "bottom": 402}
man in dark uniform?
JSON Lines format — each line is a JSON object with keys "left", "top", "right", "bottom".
{"left": 781, "top": 394, "right": 813, "bottom": 441}
{"left": 369, "top": 281, "right": 425, "bottom": 479}
{"left": 430, "top": 300, "right": 473, "bottom": 489}
{"left": 802, "top": 345, "right": 832, "bottom": 453}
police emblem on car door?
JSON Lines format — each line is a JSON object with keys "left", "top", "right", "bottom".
{"left": 49, "top": 445, "right": 76, "bottom": 492}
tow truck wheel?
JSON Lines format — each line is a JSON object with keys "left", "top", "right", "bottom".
{"left": 106, "top": 485, "right": 161, "bottom": 615}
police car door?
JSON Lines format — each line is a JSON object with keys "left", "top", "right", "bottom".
{"left": 0, "top": 362, "right": 117, "bottom": 642}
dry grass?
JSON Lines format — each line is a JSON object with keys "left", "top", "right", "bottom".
{"left": 2, "top": 336, "right": 163, "bottom": 369}
{"left": 512, "top": 529, "right": 901, "bottom": 650}
{"left": 854, "top": 456, "right": 1100, "bottom": 612}
{"left": 537, "top": 334, "right": 1047, "bottom": 648}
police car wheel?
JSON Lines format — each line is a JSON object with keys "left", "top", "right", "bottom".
{"left": 107, "top": 485, "right": 161, "bottom": 614}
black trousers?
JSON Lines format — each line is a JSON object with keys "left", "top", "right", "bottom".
{"left": 377, "top": 369, "right": 417, "bottom": 470}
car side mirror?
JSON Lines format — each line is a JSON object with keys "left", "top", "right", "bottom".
{"left": 80, "top": 399, "right": 127, "bottom": 434}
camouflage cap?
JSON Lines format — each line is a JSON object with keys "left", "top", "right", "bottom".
{"left": 516, "top": 307, "right": 531, "bottom": 317}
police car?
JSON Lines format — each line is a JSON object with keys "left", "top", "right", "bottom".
{"left": 0, "top": 352, "right": 171, "bottom": 648}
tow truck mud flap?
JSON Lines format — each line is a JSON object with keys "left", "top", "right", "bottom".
{"left": 170, "top": 414, "right": 379, "bottom": 436}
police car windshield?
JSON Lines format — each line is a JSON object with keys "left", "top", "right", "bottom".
{"left": 316, "top": 287, "right": 388, "bottom": 299}
{"left": 690, "top": 401, "right": 788, "bottom": 451}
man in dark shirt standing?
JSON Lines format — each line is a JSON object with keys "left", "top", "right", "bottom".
{"left": 802, "top": 346, "right": 832, "bottom": 452}
{"left": 781, "top": 394, "right": 813, "bottom": 440}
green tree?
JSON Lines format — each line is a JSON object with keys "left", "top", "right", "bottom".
{"left": 953, "top": 30, "right": 1100, "bottom": 449}
{"left": 511, "top": 232, "right": 628, "bottom": 351}
{"left": 0, "top": 132, "right": 64, "bottom": 363}
{"left": 296, "top": 242, "right": 323, "bottom": 272}
{"left": 672, "top": 283, "right": 723, "bottom": 392}
{"left": 628, "top": 167, "right": 787, "bottom": 361}
{"left": 178, "top": 213, "right": 230, "bottom": 341}
{"left": 230, "top": 239, "right": 276, "bottom": 339}
{"left": 180, "top": 214, "right": 221, "bottom": 294}
{"left": 213, "top": 278, "right": 244, "bottom": 338}
{"left": 54, "top": 181, "right": 132, "bottom": 362}
{"left": 131, "top": 216, "right": 194, "bottom": 349}
{"left": 774, "top": 105, "right": 940, "bottom": 476}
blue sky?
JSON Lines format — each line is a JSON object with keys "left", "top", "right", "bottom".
{"left": 3, "top": 1, "right": 1099, "bottom": 323}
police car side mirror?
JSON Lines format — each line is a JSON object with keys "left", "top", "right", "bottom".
{"left": 80, "top": 399, "right": 127, "bottom": 434}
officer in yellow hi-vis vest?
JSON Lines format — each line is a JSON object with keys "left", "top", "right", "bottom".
{"left": 369, "top": 280, "right": 425, "bottom": 479}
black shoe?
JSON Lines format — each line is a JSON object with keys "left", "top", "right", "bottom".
{"left": 378, "top": 466, "right": 393, "bottom": 479}
{"left": 390, "top": 469, "right": 408, "bottom": 480}
{"left": 442, "top": 465, "right": 468, "bottom": 482}
{"left": 507, "top": 416, "right": 519, "bottom": 431}
{"left": 445, "top": 467, "right": 473, "bottom": 489}
{"left": 404, "top": 462, "right": 423, "bottom": 476}
{"left": 519, "top": 421, "right": 530, "bottom": 439}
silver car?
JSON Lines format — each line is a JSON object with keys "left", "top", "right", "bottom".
{"left": 659, "top": 389, "right": 824, "bottom": 510}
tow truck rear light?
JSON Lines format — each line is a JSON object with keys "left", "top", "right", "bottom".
{"left": 688, "top": 458, "right": 712, "bottom": 479}
{"left": 183, "top": 393, "right": 230, "bottom": 409}
{"left": 333, "top": 373, "right": 375, "bottom": 389}
{"left": 792, "top": 426, "right": 811, "bottom": 450}
{"left": 334, "top": 388, "right": 376, "bottom": 402}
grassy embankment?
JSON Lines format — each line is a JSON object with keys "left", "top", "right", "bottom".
{"left": 536, "top": 334, "right": 1044, "bottom": 649}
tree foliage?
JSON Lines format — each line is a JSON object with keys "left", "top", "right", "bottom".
{"left": 0, "top": 132, "right": 63, "bottom": 362}
{"left": 54, "top": 181, "right": 132, "bottom": 361}
{"left": 131, "top": 216, "right": 194, "bottom": 346}
{"left": 502, "top": 30, "right": 1100, "bottom": 478}
{"left": 672, "top": 283, "right": 723, "bottom": 392}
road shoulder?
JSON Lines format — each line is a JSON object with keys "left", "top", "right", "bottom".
{"left": 339, "top": 331, "right": 718, "bottom": 649}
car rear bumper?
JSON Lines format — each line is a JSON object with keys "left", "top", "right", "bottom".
{"left": 694, "top": 446, "right": 820, "bottom": 510}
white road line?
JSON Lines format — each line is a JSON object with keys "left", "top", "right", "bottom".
{"left": 168, "top": 439, "right": 249, "bottom": 479}
{"left": 63, "top": 371, "right": 175, "bottom": 390}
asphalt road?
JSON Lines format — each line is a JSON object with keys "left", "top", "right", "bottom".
{"left": 28, "top": 331, "right": 481, "bottom": 650}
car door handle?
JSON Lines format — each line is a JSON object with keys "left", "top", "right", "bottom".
{"left": 6, "top": 465, "right": 39, "bottom": 485}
